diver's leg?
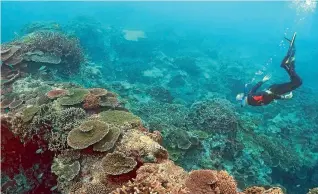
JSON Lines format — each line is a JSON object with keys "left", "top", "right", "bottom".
{"left": 268, "top": 63, "right": 302, "bottom": 95}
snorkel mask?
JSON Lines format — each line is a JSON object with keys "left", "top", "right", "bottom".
{"left": 236, "top": 84, "right": 249, "bottom": 107}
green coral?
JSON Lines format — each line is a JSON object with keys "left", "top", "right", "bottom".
{"left": 93, "top": 125, "right": 122, "bottom": 152}
{"left": 67, "top": 120, "right": 109, "bottom": 149}
{"left": 57, "top": 88, "right": 89, "bottom": 106}
{"left": 99, "top": 110, "right": 141, "bottom": 127}
{"left": 51, "top": 158, "right": 80, "bottom": 181}
{"left": 22, "top": 105, "right": 40, "bottom": 122}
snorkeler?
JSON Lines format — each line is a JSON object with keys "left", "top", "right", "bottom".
{"left": 236, "top": 32, "right": 302, "bottom": 107}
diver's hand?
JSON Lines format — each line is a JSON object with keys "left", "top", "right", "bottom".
{"left": 262, "top": 74, "right": 271, "bottom": 82}
{"left": 282, "top": 92, "right": 293, "bottom": 99}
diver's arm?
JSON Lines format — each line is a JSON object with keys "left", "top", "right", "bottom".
{"left": 250, "top": 81, "right": 264, "bottom": 94}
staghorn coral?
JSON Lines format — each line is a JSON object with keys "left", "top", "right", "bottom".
{"left": 53, "top": 107, "right": 86, "bottom": 131}
{"left": 51, "top": 157, "right": 80, "bottom": 182}
{"left": 93, "top": 125, "right": 122, "bottom": 152}
{"left": 99, "top": 110, "right": 142, "bottom": 129}
{"left": 185, "top": 170, "right": 237, "bottom": 194}
{"left": 117, "top": 129, "right": 168, "bottom": 162}
{"left": 83, "top": 93, "right": 101, "bottom": 110}
{"left": 67, "top": 120, "right": 109, "bottom": 149}
{"left": 46, "top": 89, "right": 69, "bottom": 99}
{"left": 22, "top": 105, "right": 40, "bottom": 122}
{"left": 101, "top": 151, "right": 137, "bottom": 175}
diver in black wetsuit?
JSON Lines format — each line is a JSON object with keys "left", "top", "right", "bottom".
{"left": 236, "top": 32, "right": 302, "bottom": 107}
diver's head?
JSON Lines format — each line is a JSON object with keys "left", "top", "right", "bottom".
{"left": 236, "top": 93, "right": 244, "bottom": 101}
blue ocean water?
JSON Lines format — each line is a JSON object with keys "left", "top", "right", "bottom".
{"left": 1, "top": 1, "right": 318, "bottom": 194}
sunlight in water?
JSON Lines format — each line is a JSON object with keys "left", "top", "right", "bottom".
{"left": 291, "top": 0, "right": 317, "bottom": 13}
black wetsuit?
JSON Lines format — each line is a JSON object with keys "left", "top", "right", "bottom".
{"left": 247, "top": 56, "right": 302, "bottom": 106}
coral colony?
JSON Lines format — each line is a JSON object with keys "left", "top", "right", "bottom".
{"left": 1, "top": 19, "right": 318, "bottom": 194}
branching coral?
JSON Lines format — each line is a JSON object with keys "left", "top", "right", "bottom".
{"left": 101, "top": 151, "right": 137, "bottom": 175}
{"left": 67, "top": 120, "right": 109, "bottom": 149}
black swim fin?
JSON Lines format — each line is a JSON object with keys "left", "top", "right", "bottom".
{"left": 285, "top": 32, "right": 297, "bottom": 58}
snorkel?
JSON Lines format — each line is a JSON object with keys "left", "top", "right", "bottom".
{"left": 236, "top": 84, "right": 249, "bottom": 107}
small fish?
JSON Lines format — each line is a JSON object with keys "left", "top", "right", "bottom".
{"left": 36, "top": 148, "right": 44, "bottom": 154}
{"left": 39, "top": 66, "right": 47, "bottom": 71}
{"left": 37, "top": 173, "right": 44, "bottom": 179}
{"left": 50, "top": 185, "right": 58, "bottom": 191}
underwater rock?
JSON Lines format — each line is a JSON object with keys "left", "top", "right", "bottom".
{"left": 122, "top": 30, "right": 146, "bottom": 41}
{"left": 101, "top": 151, "right": 137, "bottom": 176}
{"left": 67, "top": 120, "right": 109, "bottom": 149}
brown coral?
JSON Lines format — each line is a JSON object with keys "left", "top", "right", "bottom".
{"left": 46, "top": 89, "right": 68, "bottom": 99}
{"left": 133, "top": 160, "right": 189, "bottom": 194}
{"left": 83, "top": 93, "right": 101, "bottom": 110}
{"left": 89, "top": 88, "right": 108, "bottom": 96}
{"left": 116, "top": 129, "right": 168, "bottom": 162}
{"left": 308, "top": 188, "right": 318, "bottom": 194}
{"left": 93, "top": 125, "right": 122, "bottom": 152}
{"left": 185, "top": 170, "right": 237, "bottom": 194}
{"left": 100, "top": 96, "right": 120, "bottom": 108}
{"left": 67, "top": 120, "right": 109, "bottom": 149}
{"left": 244, "top": 186, "right": 266, "bottom": 194}
{"left": 101, "top": 151, "right": 137, "bottom": 176}
{"left": 185, "top": 170, "right": 219, "bottom": 194}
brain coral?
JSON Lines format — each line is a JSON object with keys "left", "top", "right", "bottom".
{"left": 93, "top": 125, "right": 122, "bottom": 152}
{"left": 67, "top": 120, "right": 109, "bottom": 149}
{"left": 58, "top": 88, "right": 89, "bottom": 106}
{"left": 101, "top": 151, "right": 137, "bottom": 175}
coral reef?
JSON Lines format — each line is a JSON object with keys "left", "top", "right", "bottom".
{"left": 101, "top": 151, "right": 137, "bottom": 175}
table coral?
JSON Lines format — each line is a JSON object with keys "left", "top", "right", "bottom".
{"left": 101, "top": 151, "right": 137, "bottom": 175}
{"left": 57, "top": 88, "right": 89, "bottom": 106}
{"left": 67, "top": 120, "right": 109, "bottom": 149}
{"left": 93, "top": 125, "right": 122, "bottom": 152}
{"left": 99, "top": 110, "right": 142, "bottom": 129}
